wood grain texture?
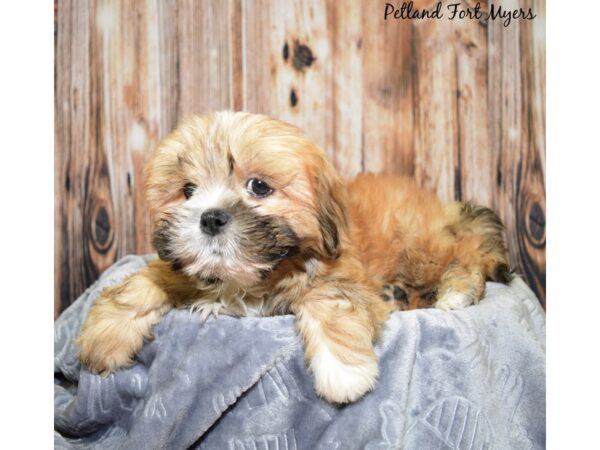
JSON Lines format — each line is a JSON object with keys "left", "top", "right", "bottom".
{"left": 55, "top": 0, "right": 546, "bottom": 317}
{"left": 487, "top": 0, "right": 545, "bottom": 307}
{"left": 455, "top": 1, "right": 493, "bottom": 206}
{"left": 413, "top": 17, "right": 458, "bottom": 203}
{"left": 362, "top": 1, "right": 415, "bottom": 176}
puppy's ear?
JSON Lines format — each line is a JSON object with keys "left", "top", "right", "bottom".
{"left": 314, "top": 162, "right": 348, "bottom": 259}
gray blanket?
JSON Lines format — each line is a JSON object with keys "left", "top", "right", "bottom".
{"left": 54, "top": 255, "right": 546, "bottom": 449}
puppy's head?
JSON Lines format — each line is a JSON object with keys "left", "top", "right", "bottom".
{"left": 145, "top": 112, "right": 347, "bottom": 287}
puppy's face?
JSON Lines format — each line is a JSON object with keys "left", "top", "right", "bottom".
{"left": 145, "top": 112, "right": 346, "bottom": 287}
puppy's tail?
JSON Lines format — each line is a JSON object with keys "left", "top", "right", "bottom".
{"left": 445, "top": 201, "right": 514, "bottom": 284}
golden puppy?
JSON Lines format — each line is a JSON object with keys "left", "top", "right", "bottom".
{"left": 78, "top": 111, "right": 510, "bottom": 403}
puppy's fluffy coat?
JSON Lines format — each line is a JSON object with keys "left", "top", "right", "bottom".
{"left": 78, "top": 112, "right": 510, "bottom": 403}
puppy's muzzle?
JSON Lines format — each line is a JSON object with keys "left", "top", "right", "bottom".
{"left": 200, "top": 208, "right": 230, "bottom": 236}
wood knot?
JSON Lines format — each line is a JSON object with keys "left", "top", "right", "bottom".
{"left": 292, "top": 41, "right": 315, "bottom": 72}
{"left": 290, "top": 88, "right": 298, "bottom": 107}
{"left": 282, "top": 41, "right": 289, "bottom": 62}
{"left": 525, "top": 200, "right": 545, "bottom": 248}
{"left": 91, "top": 205, "right": 113, "bottom": 252}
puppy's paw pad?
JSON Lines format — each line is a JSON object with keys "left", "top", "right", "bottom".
{"left": 435, "top": 292, "right": 474, "bottom": 311}
{"left": 381, "top": 284, "right": 410, "bottom": 311}
{"left": 381, "top": 284, "right": 408, "bottom": 303}
{"left": 311, "top": 349, "right": 378, "bottom": 404}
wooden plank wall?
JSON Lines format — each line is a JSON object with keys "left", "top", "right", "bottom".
{"left": 55, "top": 0, "right": 546, "bottom": 317}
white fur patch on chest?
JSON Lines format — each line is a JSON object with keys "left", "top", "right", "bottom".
{"left": 188, "top": 291, "right": 270, "bottom": 320}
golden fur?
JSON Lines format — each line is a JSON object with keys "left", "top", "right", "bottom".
{"left": 78, "top": 111, "right": 510, "bottom": 404}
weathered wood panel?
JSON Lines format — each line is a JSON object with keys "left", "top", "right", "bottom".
{"left": 487, "top": 0, "right": 546, "bottom": 305}
{"left": 55, "top": 0, "right": 546, "bottom": 317}
{"left": 361, "top": 0, "right": 415, "bottom": 177}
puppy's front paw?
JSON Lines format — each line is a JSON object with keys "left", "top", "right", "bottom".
{"left": 77, "top": 299, "right": 146, "bottom": 375}
{"left": 78, "top": 328, "right": 141, "bottom": 375}
{"left": 435, "top": 291, "right": 475, "bottom": 311}
{"left": 78, "top": 324, "right": 143, "bottom": 375}
{"left": 310, "top": 348, "right": 378, "bottom": 404}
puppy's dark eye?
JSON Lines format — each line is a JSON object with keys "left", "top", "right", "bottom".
{"left": 246, "top": 178, "right": 273, "bottom": 197}
{"left": 182, "top": 183, "right": 197, "bottom": 199}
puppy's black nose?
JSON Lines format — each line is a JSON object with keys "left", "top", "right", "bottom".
{"left": 200, "top": 209, "right": 230, "bottom": 236}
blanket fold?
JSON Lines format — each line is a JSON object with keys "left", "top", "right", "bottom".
{"left": 55, "top": 255, "right": 545, "bottom": 449}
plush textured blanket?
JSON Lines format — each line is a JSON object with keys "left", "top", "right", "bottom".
{"left": 54, "top": 255, "right": 545, "bottom": 449}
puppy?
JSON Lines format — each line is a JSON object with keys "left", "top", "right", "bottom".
{"left": 78, "top": 111, "right": 510, "bottom": 403}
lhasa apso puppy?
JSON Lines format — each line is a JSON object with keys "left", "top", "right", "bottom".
{"left": 78, "top": 111, "right": 510, "bottom": 403}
